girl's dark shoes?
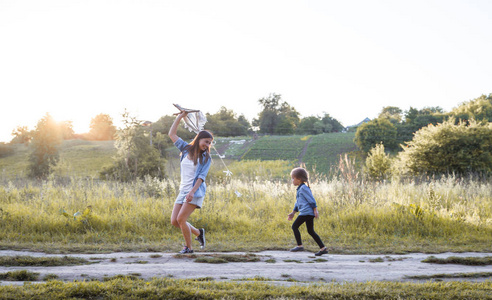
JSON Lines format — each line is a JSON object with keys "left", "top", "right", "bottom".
{"left": 179, "top": 246, "right": 194, "bottom": 254}
{"left": 315, "top": 248, "right": 328, "bottom": 256}
{"left": 290, "top": 246, "right": 304, "bottom": 252}
{"left": 195, "top": 228, "right": 206, "bottom": 249}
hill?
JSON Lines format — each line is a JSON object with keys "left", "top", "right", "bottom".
{"left": 0, "top": 133, "right": 357, "bottom": 179}
{"left": 215, "top": 132, "right": 358, "bottom": 174}
{"left": 0, "top": 140, "right": 116, "bottom": 179}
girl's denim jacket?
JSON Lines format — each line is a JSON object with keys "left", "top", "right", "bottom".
{"left": 174, "top": 137, "right": 212, "bottom": 198}
{"left": 293, "top": 183, "right": 317, "bottom": 216}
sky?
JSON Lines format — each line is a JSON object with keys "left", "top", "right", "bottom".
{"left": 0, "top": 0, "right": 491, "bottom": 142}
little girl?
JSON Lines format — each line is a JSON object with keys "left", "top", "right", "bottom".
{"left": 168, "top": 111, "right": 213, "bottom": 254}
{"left": 287, "top": 167, "right": 328, "bottom": 256}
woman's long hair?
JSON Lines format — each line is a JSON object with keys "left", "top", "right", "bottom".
{"left": 184, "top": 130, "right": 214, "bottom": 165}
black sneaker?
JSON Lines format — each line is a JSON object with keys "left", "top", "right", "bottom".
{"left": 195, "top": 228, "right": 206, "bottom": 249}
{"left": 315, "top": 248, "right": 328, "bottom": 256}
{"left": 290, "top": 246, "right": 304, "bottom": 252}
{"left": 179, "top": 246, "right": 194, "bottom": 254}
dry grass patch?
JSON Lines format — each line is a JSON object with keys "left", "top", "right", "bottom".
{"left": 422, "top": 256, "right": 492, "bottom": 266}
{"left": 0, "top": 255, "right": 89, "bottom": 267}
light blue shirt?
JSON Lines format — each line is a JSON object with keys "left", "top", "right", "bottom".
{"left": 174, "top": 137, "right": 212, "bottom": 198}
{"left": 293, "top": 183, "right": 317, "bottom": 216}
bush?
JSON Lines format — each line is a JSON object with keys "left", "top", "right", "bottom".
{"left": 354, "top": 118, "right": 398, "bottom": 153}
{"left": 398, "top": 119, "right": 492, "bottom": 175}
{"left": 364, "top": 143, "right": 391, "bottom": 181}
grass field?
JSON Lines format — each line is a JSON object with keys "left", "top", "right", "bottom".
{"left": 0, "top": 173, "right": 490, "bottom": 254}
{"left": 1, "top": 136, "right": 491, "bottom": 298}
{"left": 0, "top": 277, "right": 490, "bottom": 299}
{"left": 241, "top": 135, "right": 310, "bottom": 161}
{"left": 303, "top": 132, "right": 360, "bottom": 175}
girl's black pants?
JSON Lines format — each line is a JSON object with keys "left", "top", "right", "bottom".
{"left": 292, "top": 215, "right": 325, "bottom": 248}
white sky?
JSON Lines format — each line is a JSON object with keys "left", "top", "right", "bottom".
{"left": 1, "top": 0, "right": 491, "bottom": 142}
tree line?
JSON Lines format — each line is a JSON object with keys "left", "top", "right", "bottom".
{"left": 357, "top": 94, "right": 492, "bottom": 178}
{"left": 3, "top": 93, "right": 491, "bottom": 180}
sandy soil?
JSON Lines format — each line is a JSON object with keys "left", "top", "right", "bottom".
{"left": 1, "top": 250, "right": 491, "bottom": 286}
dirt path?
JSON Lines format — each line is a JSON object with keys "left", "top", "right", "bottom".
{"left": 297, "top": 137, "right": 312, "bottom": 164}
{"left": 1, "top": 250, "right": 491, "bottom": 286}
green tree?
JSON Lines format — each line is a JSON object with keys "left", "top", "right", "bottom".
{"left": 449, "top": 94, "right": 492, "bottom": 122}
{"left": 379, "top": 106, "right": 403, "bottom": 124}
{"left": 297, "top": 116, "right": 322, "bottom": 134}
{"left": 296, "top": 113, "right": 344, "bottom": 134}
{"left": 321, "top": 113, "right": 344, "bottom": 132}
{"left": 205, "top": 106, "right": 250, "bottom": 136}
{"left": 364, "top": 143, "right": 391, "bottom": 181}
{"left": 100, "top": 110, "right": 165, "bottom": 181}
{"left": 397, "top": 106, "right": 445, "bottom": 145}
{"left": 151, "top": 115, "right": 194, "bottom": 155}
{"left": 354, "top": 118, "right": 398, "bottom": 153}
{"left": 28, "top": 113, "right": 62, "bottom": 179}
{"left": 398, "top": 119, "right": 492, "bottom": 175}
{"left": 88, "top": 114, "right": 117, "bottom": 140}
{"left": 254, "top": 93, "right": 300, "bottom": 135}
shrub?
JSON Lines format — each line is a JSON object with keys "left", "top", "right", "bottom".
{"left": 364, "top": 143, "right": 391, "bottom": 181}
{"left": 354, "top": 118, "right": 398, "bottom": 153}
{"left": 398, "top": 119, "right": 492, "bottom": 175}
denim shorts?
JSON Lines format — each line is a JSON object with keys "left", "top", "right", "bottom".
{"left": 174, "top": 191, "right": 204, "bottom": 208}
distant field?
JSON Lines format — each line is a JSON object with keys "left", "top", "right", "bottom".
{"left": 0, "top": 133, "right": 358, "bottom": 179}
{"left": 302, "top": 132, "right": 359, "bottom": 174}
{"left": 241, "top": 135, "right": 309, "bottom": 161}
{"left": 55, "top": 140, "right": 116, "bottom": 177}
{"left": 0, "top": 140, "right": 116, "bottom": 180}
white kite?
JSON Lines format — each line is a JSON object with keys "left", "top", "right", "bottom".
{"left": 173, "top": 104, "right": 238, "bottom": 188}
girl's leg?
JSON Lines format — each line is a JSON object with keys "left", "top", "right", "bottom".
{"left": 176, "top": 203, "right": 200, "bottom": 248}
{"left": 305, "top": 216, "right": 326, "bottom": 249}
{"left": 292, "top": 216, "right": 308, "bottom": 246}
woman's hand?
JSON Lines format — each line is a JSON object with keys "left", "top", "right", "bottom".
{"left": 185, "top": 191, "right": 194, "bottom": 202}
{"left": 314, "top": 208, "right": 319, "bottom": 219}
{"left": 287, "top": 212, "right": 295, "bottom": 221}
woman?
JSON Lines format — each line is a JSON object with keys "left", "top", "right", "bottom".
{"left": 168, "top": 111, "right": 213, "bottom": 254}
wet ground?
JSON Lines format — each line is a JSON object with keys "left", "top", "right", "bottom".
{"left": 1, "top": 250, "right": 491, "bottom": 285}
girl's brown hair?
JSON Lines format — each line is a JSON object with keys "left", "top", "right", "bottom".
{"left": 290, "top": 167, "right": 310, "bottom": 187}
{"left": 184, "top": 130, "right": 214, "bottom": 165}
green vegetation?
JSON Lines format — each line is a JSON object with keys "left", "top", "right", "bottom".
{"left": 303, "top": 132, "right": 359, "bottom": 175}
{"left": 0, "top": 270, "right": 39, "bottom": 281}
{"left": 241, "top": 135, "right": 308, "bottom": 161}
{"left": 406, "top": 272, "right": 492, "bottom": 280}
{"left": 0, "top": 255, "right": 89, "bottom": 267}
{"left": 0, "top": 172, "right": 491, "bottom": 253}
{"left": 190, "top": 254, "right": 260, "bottom": 264}
{"left": 422, "top": 256, "right": 492, "bottom": 266}
{"left": 0, "top": 278, "right": 490, "bottom": 299}
{"left": 397, "top": 119, "right": 492, "bottom": 175}
{"left": 0, "top": 141, "right": 115, "bottom": 179}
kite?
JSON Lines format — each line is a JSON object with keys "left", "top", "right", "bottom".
{"left": 173, "top": 104, "right": 237, "bottom": 184}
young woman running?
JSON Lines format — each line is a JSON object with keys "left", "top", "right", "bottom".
{"left": 168, "top": 111, "right": 213, "bottom": 254}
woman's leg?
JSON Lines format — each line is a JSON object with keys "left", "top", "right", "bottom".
{"left": 305, "top": 216, "right": 325, "bottom": 249}
{"left": 171, "top": 203, "right": 182, "bottom": 228}
{"left": 176, "top": 203, "right": 200, "bottom": 248}
{"left": 292, "top": 216, "right": 308, "bottom": 246}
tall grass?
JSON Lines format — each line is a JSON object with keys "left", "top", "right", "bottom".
{"left": 0, "top": 161, "right": 490, "bottom": 253}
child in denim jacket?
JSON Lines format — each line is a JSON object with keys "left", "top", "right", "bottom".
{"left": 287, "top": 167, "right": 328, "bottom": 256}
